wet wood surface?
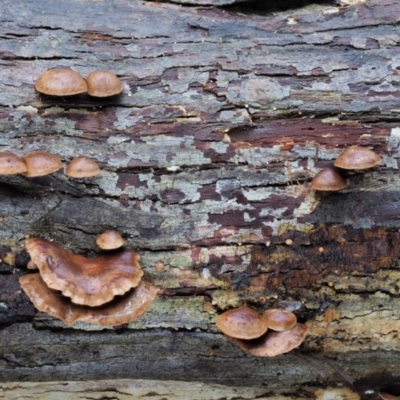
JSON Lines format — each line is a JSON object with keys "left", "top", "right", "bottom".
{"left": 1, "top": 0, "right": 400, "bottom": 398}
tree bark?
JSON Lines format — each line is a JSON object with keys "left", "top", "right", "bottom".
{"left": 1, "top": 0, "right": 400, "bottom": 398}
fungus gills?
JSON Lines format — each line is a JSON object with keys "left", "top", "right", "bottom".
{"left": 228, "top": 323, "right": 309, "bottom": 357}
{"left": 25, "top": 237, "right": 143, "bottom": 307}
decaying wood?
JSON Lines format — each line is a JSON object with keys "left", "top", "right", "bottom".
{"left": 1, "top": 0, "right": 400, "bottom": 398}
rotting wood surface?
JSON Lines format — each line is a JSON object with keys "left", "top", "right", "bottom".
{"left": 1, "top": 0, "right": 400, "bottom": 398}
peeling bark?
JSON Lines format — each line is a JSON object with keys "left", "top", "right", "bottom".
{"left": 1, "top": 0, "right": 400, "bottom": 398}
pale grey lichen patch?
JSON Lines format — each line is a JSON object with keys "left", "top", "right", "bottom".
{"left": 242, "top": 77, "right": 290, "bottom": 108}
{"left": 217, "top": 109, "right": 251, "bottom": 125}
{"left": 127, "top": 296, "right": 216, "bottom": 331}
{"left": 387, "top": 127, "right": 400, "bottom": 152}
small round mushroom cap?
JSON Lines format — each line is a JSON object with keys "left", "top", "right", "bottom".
{"left": 20, "top": 273, "right": 158, "bottom": 326}
{"left": 216, "top": 306, "right": 268, "bottom": 340}
{"left": 66, "top": 156, "right": 100, "bottom": 178}
{"left": 27, "top": 260, "right": 38, "bottom": 270}
{"left": 26, "top": 237, "right": 143, "bottom": 307}
{"left": 35, "top": 69, "right": 88, "bottom": 96}
{"left": 22, "top": 151, "right": 62, "bottom": 177}
{"left": 334, "top": 146, "right": 381, "bottom": 170}
{"left": 0, "top": 151, "right": 27, "bottom": 175}
{"left": 96, "top": 230, "right": 125, "bottom": 250}
{"left": 311, "top": 167, "right": 347, "bottom": 191}
{"left": 86, "top": 70, "right": 123, "bottom": 97}
{"left": 227, "top": 322, "right": 309, "bottom": 357}
{"left": 263, "top": 309, "right": 297, "bottom": 331}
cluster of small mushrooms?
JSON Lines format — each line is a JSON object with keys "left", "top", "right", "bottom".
{"left": 35, "top": 68, "right": 123, "bottom": 97}
{"left": 216, "top": 306, "right": 308, "bottom": 357}
{"left": 0, "top": 151, "right": 100, "bottom": 178}
{"left": 311, "top": 146, "right": 382, "bottom": 191}
{"left": 19, "top": 231, "right": 158, "bottom": 327}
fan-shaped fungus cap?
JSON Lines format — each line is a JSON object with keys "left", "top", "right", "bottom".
{"left": 216, "top": 306, "right": 268, "bottom": 340}
{"left": 66, "top": 156, "right": 100, "bottom": 178}
{"left": 96, "top": 230, "right": 125, "bottom": 250}
{"left": 378, "top": 393, "right": 400, "bottom": 400}
{"left": 311, "top": 167, "right": 347, "bottom": 191}
{"left": 228, "top": 322, "right": 308, "bottom": 357}
{"left": 19, "top": 273, "right": 158, "bottom": 326}
{"left": 35, "top": 69, "right": 88, "bottom": 96}
{"left": 22, "top": 151, "right": 62, "bottom": 177}
{"left": 263, "top": 309, "right": 297, "bottom": 331}
{"left": 0, "top": 151, "right": 27, "bottom": 175}
{"left": 334, "top": 146, "right": 381, "bottom": 170}
{"left": 86, "top": 70, "right": 123, "bottom": 97}
{"left": 25, "top": 237, "right": 143, "bottom": 307}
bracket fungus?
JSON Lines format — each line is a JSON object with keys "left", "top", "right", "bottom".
{"left": 96, "top": 230, "right": 125, "bottom": 250}
{"left": 25, "top": 237, "right": 143, "bottom": 306}
{"left": 217, "top": 306, "right": 306, "bottom": 357}
{"left": 0, "top": 151, "right": 27, "bottom": 175}
{"left": 86, "top": 70, "right": 123, "bottom": 97}
{"left": 311, "top": 167, "right": 347, "bottom": 191}
{"left": 378, "top": 393, "right": 400, "bottom": 400}
{"left": 22, "top": 151, "right": 63, "bottom": 177}
{"left": 66, "top": 155, "right": 100, "bottom": 178}
{"left": 228, "top": 323, "right": 309, "bottom": 357}
{"left": 216, "top": 306, "right": 269, "bottom": 340}
{"left": 334, "top": 146, "right": 381, "bottom": 170}
{"left": 19, "top": 273, "right": 157, "bottom": 326}
{"left": 35, "top": 68, "right": 88, "bottom": 96}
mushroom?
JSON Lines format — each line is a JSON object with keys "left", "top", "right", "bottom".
{"left": 22, "top": 151, "right": 63, "bottom": 177}
{"left": 66, "top": 156, "right": 100, "bottom": 178}
{"left": 216, "top": 306, "right": 268, "bottom": 340}
{"left": 311, "top": 167, "right": 347, "bottom": 191}
{"left": 263, "top": 309, "right": 297, "bottom": 331}
{"left": 25, "top": 237, "right": 143, "bottom": 306}
{"left": 35, "top": 68, "right": 88, "bottom": 96}
{"left": 96, "top": 230, "right": 125, "bottom": 250}
{"left": 19, "top": 273, "right": 158, "bottom": 326}
{"left": 334, "top": 146, "right": 381, "bottom": 170}
{"left": 86, "top": 70, "right": 123, "bottom": 97}
{"left": 227, "top": 322, "right": 308, "bottom": 357}
{"left": 27, "top": 260, "right": 38, "bottom": 270}
{"left": 378, "top": 393, "right": 400, "bottom": 400}
{"left": 0, "top": 151, "right": 27, "bottom": 175}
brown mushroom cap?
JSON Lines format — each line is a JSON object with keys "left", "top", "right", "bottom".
{"left": 334, "top": 146, "right": 381, "bottom": 170}
{"left": 35, "top": 69, "right": 88, "bottom": 96}
{"left": 96, "top": 230, "right": 125, "bottom": 250}
{"left": 263, "top": 309, "right": 297, "bottom": 331}
{"left": 19, "top": 273, "right": 157, "bottom": 326}
{"left": 378, "top": 393, "right": 400, "bottom": 400}
{"left": 0, "top": 151, "right": 27, "bottom": 175}
{"left": 22, "top": 151, "right": 63, "bottom": 177}
{"left": 66, "top": 156, "right": 100, "bottom": 178}
{"left": 311, "top": 167, "right": 347, "bottom": 191}
{"left": 86, "top": 70, "right": 123, "bottom": 97}
{"left": 228, "top": 322, "right": 308, "bottom": 357}
{"left": 216, "top": 306, "right": 268, "bottom": 340}
{"left": 25, "top": 237, "right": 143, "bottom": 307}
